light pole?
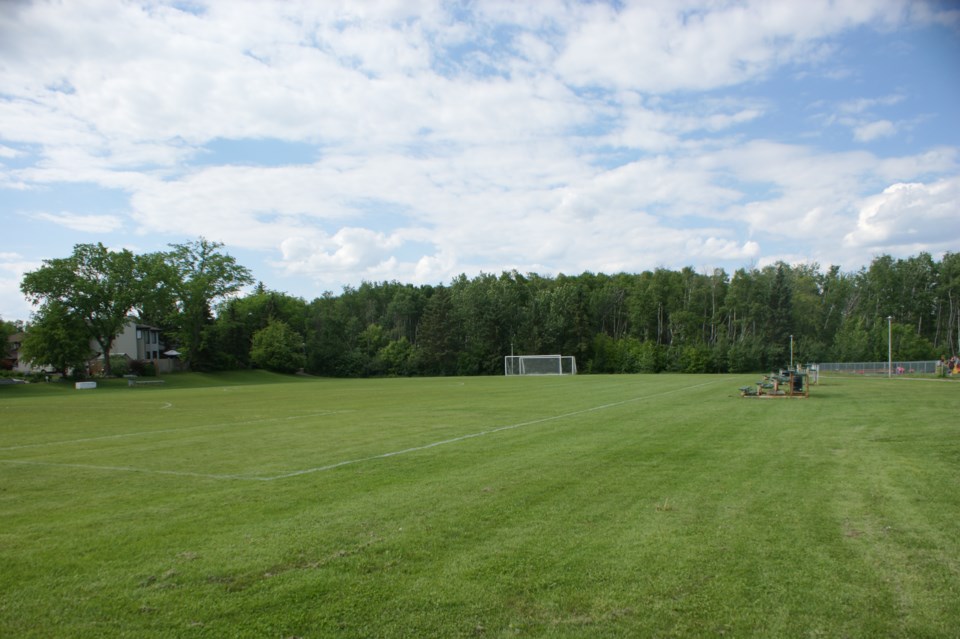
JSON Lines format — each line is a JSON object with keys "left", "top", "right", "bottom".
{"left": 887, "top": 316, "right": 893, "bottom": 378}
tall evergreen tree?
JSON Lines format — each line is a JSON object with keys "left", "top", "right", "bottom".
{"left": 418, "top": 286, "right": 460, "bottom": 376}
{"left": 768, "top": 263, "right": 793, "bottom": 351}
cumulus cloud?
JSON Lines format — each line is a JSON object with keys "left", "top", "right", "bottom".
{"left": 0, "top": 0, "right": 957, "bottom": 309}
{"left": 844, "top": 177, "right": 960, "bottom": 250}
{"left": 275, "top": 228, "right": 435, "bottom": 288}
{"left": 280, "top": 228, "right": 403, "bottom": 272}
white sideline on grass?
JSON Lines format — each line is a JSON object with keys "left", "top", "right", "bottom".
{"left": 0, "top": 410, "right": 346, "bottom": 452}
{"left": 269, "top": 378, "right": 725, "bottom": 480}
{"left": 0, "top": 379, "right": 727, "bottom": 481}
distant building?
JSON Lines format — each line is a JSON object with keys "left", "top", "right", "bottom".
{"left": 110, "top": 321, "right": 164, "bottom": 362}
{"left": 4, "top": 332, "right": 25, "bottom": 371}
{"left": 12, "top": 318, "right": 166, "bottom": 374}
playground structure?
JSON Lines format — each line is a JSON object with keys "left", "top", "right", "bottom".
{"left": 739, "top": 367, "right": 811, "bottom": 399}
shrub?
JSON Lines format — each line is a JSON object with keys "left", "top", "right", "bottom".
{"left": 128, "top": 360, "right": 157, "bottom": 377}
{"left": 250, "top": 320, "right": 306, "bottom": 374}
{"left": 108, "top": 356, "right": 130, "bottom": 377}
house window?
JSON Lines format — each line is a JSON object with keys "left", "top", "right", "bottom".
{"left": 136, "top": 329, "right": 142, "bottom": 340}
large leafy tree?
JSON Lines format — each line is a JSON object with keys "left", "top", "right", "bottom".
{"left": 20, "top": 243, "right": 142, "bottom": 376}
{"left": 160, "top": 238, "right": 253, "bottom": 370}
{"left": 135, "top": 250, "right": 179, "bottom": 328}
{"left": 18, "top": 302, "right": 92, "bottom": 376}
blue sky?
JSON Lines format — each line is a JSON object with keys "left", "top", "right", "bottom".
{"left": 2, "top": 0, "right": 959, "bottom": 321}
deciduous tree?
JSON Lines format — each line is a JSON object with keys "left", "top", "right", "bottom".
{"left": 160, "top": 238, "right": 253, "bottom": 370}
{"left": 20, "top": 243, "right": 141, "bottom": 376}
{"left": 18, "top": 302, "right": 94, "bottom": 376}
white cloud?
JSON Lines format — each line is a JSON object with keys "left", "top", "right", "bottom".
{"left": 853, "top": 119, "right": 897, "bottom": 142}
{"left": 0, "top": 0, "right": 912, "bottom": 163}
{"left": 31, "top": 211, "right": 124, "bottom": 233}
{"left": 0, "top": 254, "right": 40, "bottom": 320}
{"left": 814, "top": 93, "right": 909, "bottom": 143}
{"left": 693, "top": 141, "right": 960, "bottom": 272}
{"left": 609, "top": 97, "right": 764, "bottom": 151}
{"left": 707, "top": 140, "right": 876, "bottom": 231}
{"left": 554, "top": 0, "right": 907, "bottom": 92}
{"left": 839, "top": 94, "right": 905, "bottom": 115}
{"left": 0, "top": 0, "right": 958, "bottom": 310}
{"left": 905, "top": 1, "right": 960, "bottom": 29}
{"left": 877, "top": 147, "right": 958, "bottom": 181}
{"left": 276, "top": 228, "right": 425, "bottom": 287}
{"left": 844, "top": 177, "right": 960, "bottom": 250}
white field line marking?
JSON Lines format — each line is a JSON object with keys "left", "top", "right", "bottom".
{"left": 0, "top": 379, "right": 728, "bottom": 481}
{"left": 160, "top": 402, "right": 173, "bottom": 409}
{"left": 265, "top": 378, "right": 727, "bottom": 481}
{"left": 0, "top": 411, "right": 346, "bottom": 452}
{"left": 0, "top": 459, "right": 270, "bottom": 481}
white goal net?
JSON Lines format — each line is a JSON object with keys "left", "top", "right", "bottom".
{"left": 504, "top": 355, "right": 577, "bottom": 376}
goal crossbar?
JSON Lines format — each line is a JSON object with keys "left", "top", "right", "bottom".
{"left": 504, "top": 355, "right": 577, "bottom": 376}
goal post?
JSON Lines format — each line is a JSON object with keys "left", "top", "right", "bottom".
{"left": 504, "top": 354, "right": 577, "bottom": 376}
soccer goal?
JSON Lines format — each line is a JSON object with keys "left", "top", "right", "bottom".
{"left": 504, "top": 354, "right": 577, "bottom": 376}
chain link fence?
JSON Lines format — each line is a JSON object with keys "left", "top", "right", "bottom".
{"left": 814, "top": 360, "right": 942, "bottom": 376}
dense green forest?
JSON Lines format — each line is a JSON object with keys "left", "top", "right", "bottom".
{"left": 11, "top": 244, "right": 958, "bottom": 377}
{"left": 203, "top": 252, "right": 958, "bottom": 376}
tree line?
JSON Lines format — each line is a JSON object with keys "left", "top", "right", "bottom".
{"left": 11, "top": 242, "right": 960, "bottom": 377}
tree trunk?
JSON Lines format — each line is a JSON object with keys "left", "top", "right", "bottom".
{"left": 99, "top": 339, "right": 112, "bottom": 377}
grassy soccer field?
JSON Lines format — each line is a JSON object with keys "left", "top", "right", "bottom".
{"left": 1, "top": 372, "right": 958, "bottom": 638}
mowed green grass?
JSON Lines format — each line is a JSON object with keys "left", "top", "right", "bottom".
{"left": 1, "top": 372, "right": 958, "bottom": 638}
